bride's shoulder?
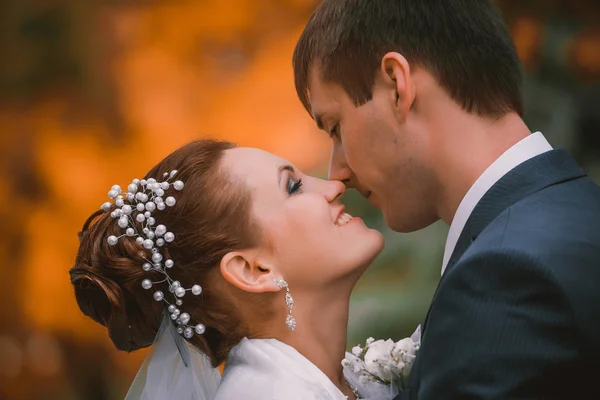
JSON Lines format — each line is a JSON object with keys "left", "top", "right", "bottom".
{"left": 214, "top": 338, "right": 337, "bottom": 400}
{"left": 215, "top": 366, "right": 332, "bottom": 400}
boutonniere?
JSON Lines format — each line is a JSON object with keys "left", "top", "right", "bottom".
{"left": 342, "top": 326, "right": 420, "bottom": 390}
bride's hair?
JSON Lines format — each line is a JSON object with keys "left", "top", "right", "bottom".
{"left": 70, "top": 139, "right": 261, "bottom": 367}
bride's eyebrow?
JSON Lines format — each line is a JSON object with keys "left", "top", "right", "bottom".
{"left": 277, "top": 165, "right": 295, "bottom": 186}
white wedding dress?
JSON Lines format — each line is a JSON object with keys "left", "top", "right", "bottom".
{"left": 125, "top": 315, "right": 395, "bottom": 400}
{"left": 216, "top": 337, "right": 395, "bottom": 400}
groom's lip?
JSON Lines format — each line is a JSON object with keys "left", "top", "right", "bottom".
{"left": 358, "top": 188, "right": 371, "bottom": 199}
{"left": 366, "top": 192, "right": 377, "bottom": 207}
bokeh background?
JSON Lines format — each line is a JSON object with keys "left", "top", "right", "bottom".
{"left": 0, "top": 0, "right": 598, "bottom": 398}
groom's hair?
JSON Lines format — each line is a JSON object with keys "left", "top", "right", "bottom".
{"left": 293, "top": 0, "right": 524, "bottom": 118}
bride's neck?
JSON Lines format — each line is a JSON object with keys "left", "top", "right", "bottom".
{"left": 268, "top": 288, "right": 352, "bottom": 389}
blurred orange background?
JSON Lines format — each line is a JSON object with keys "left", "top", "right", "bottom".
{"left": 0, "top": 0, "right": 598, "bottom": 399}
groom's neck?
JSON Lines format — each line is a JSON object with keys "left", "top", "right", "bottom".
{"left": 431, "top": 111, "right": 531, "bottom": 225}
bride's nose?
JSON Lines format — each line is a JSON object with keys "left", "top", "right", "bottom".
{"left": 323, "top": 179, "right": 346, "bottom": 203}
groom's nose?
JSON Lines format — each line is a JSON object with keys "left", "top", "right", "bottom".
{"left": 328, "top": 144, "right": 355, "bottom": 188}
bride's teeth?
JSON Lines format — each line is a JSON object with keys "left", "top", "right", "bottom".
{"left": 335, "top": 212, "right": 353, "bottom": 226}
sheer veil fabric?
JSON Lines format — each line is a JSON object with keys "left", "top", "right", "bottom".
{"left": 125, "top": 312, "right": 221, "bottom": 400}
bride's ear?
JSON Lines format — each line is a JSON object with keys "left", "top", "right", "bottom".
{"left": 219, "top": 251, "right": 280, "bottom": 293}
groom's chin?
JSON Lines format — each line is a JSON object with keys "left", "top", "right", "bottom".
{"left": 383, "top": 209, "right": 439, "bottom": 233}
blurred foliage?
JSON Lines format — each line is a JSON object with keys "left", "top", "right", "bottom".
{"left": 0, "top": 0, "right": 598, "bottom": 399}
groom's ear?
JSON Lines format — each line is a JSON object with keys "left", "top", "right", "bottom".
{"left": 380, "top": 52, "right": 416, "bottom": 118}
{"left": 219, "top": 251, "right": 280, "bottom": 293}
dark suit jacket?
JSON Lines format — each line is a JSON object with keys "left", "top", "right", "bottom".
{"left": 397, "top": 149, "right": 600, "bottom": 399}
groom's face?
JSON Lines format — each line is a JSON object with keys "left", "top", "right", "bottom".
{"left": 308, "top": 67, "right": 437, "bottom": 232}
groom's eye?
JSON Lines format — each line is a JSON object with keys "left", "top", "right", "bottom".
{"left": 287, "top": 178, "right": 303, "bottom": 195}
{"left": 328, "top": 124, "right": 339, "bottom": 139}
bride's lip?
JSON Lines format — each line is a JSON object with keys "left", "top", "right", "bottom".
{"left": 345, "top": 216, "right": 362, "bottom": 226}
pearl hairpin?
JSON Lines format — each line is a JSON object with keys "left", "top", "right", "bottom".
{"left": 103, "top": 170, "right": 206, "bottom": 339}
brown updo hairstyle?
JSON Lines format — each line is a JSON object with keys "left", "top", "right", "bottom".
{"left": 69, "top": 139, "right": 261, "bottom": 367}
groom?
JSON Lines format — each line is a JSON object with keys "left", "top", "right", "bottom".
{"left": 293, "top": 0, "right": 600, "bottom": 399}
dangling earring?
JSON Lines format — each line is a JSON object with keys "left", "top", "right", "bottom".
{"left": 274, "top": 278, "right": 296, "bottom": 331}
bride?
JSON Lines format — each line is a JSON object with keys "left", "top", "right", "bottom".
{"left": 70, "top": 139, "right": 393, "bottom": 399}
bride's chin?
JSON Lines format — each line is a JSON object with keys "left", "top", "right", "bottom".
{"left": 345, "top": 253, "right": 380, "bottom": 281}
{"left": 361, "top": 237, "right": 386, "bottom": 263}
{"left": 326, "top": 242, "right": 384, "bottom": 284}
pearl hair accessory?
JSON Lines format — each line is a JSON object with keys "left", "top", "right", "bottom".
{"left": 102, "top": 170, "right": 206, "bottom": 339}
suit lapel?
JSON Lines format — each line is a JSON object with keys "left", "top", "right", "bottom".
{"left": 443, "top": 148, "right": 585, "bottom": 275}
{"left": 420, "top": 149, "right": 586, "bottom": 334}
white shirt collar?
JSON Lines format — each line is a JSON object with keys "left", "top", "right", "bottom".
{"left": 441, "top": 132, "right": 553, "bottom": 275}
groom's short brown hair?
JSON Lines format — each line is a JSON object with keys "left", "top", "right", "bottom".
{"left": 293, "top": 0, "right": 524, "bottom": 118}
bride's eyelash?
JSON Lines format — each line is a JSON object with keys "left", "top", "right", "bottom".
{"left": 287, "top": 178, "right": 303, "bottom": 195}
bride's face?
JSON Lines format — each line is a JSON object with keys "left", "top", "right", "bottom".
{"left": 223, "top": 148, "right": 384, "bottom": 288}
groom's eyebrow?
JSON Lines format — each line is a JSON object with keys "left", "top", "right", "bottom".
{"left": 278, "top": 165, "right": 295, "bottom": 185}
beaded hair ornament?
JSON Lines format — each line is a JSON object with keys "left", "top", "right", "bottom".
{"left": 101, "top": 170, "right": 205, "bottom": 339}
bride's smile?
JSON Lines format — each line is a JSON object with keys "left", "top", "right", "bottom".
{"left": 222, "top": 147, "right": 384, "bottom": 288}
{"left": 334, "top": 211, "right": 356, "bottom": 226}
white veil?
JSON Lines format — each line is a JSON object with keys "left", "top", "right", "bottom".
{"left": 124, "top": 312, "right": 221, "bottom": 400}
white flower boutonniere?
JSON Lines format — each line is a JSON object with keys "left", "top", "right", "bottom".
{"left": 342, "top": 325, "right": 421, "bottom": 391}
